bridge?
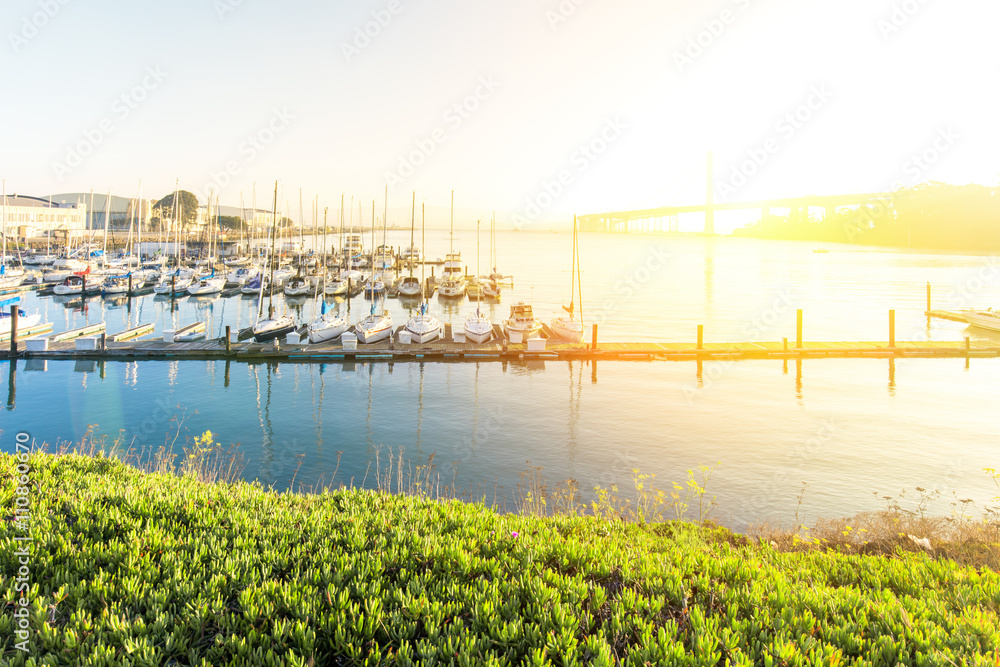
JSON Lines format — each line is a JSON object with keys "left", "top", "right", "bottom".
{"left": 577, "top": 192, "right": 896, "bottom": 234}
{"left": 577, "top": 152, "right": 896, "bottom": 234}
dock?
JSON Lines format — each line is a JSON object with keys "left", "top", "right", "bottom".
{"left": 4, "top": 335, "right": 998, "bottom": 363}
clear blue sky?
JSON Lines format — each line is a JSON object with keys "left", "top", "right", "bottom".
{"left": 3, "top": 0, "right": 999, "bottom": 231}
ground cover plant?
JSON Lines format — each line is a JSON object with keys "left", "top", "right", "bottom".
{"left": 1, "top": 432, "right": 999, "bottom": 665}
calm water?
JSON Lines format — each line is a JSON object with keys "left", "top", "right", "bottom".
{"left": 3, "top": 234, "right": 1000, "bottom": 529}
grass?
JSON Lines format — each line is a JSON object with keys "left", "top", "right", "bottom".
{"left": 2, "top": 443, "right": 1000, "bottom": 665}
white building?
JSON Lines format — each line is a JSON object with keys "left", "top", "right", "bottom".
{"left": 1, "top": 194, "right": 88, "bottom": 240}
{"left": 48, "top": 193, "right": 152, "bottom": 231}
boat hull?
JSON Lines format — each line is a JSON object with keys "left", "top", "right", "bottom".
{"left": 252, "top": 318, "right": 296, "bottom": 343}
{"left": 963, "top": 310, "right": 1000, "bottom": 332}
{"left": 308, "top": 318, "right": 348, "bottom": 344}
{"left": 550, "top": 317, "right": 585, "bottom": 342}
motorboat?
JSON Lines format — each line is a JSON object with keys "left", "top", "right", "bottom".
{"left": 241, "top": 274, "right": 269, "bottom": 296}
{"left": 53, "top": 270, "right": 101, "bottom": 296}
{"left": 324, "top": 273, "right": 349, "bottom": 296}
{"left": 437, "top": 277, "right": 465, "bottom": 299}
{"left": 504, "top": 301, "right": 541, "bottom": 340}
{"left": 283, "top": 275, "right": 313, "bottom": 297}
{"left": 226, "top": 265, "right": 259, "bottom": 286}
{"left": 963, "top": 309, "right": 1000, "bottom": 332}
{"left": 187, "top": 272, "right": 226, "bottom": 296}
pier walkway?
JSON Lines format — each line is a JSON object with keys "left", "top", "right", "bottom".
{"left": 4, "top": 337, "right": 997, "bottom": 363}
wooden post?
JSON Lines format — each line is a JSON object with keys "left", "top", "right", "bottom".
{"left": 965, "top": 336, "right": 971, "bottom": 351}
{"left": 783, "top": 337, "right": 788, "bottom": 351}
{"left": 128, "top": 273, "right": 133, "bottom": 296}
{"left": 926, "top": 282, "right": 931, "bottom": 314}
{"left": 9, "top": 306, "right": 18, "bottom": 357}
{"left": 225, "top": 325, "right": 231, "bottom": 354}
{"left": 171, "top": 274, "right": 176, "bottom": 298}
{"left": 888, "top": 310, "right": 895, "bottom": 348}
{"left": 796, "top": 309, "right": 803, "bottom": 349}
{"left": 591, "top": 324, "right": 598, "bottom": 350}
{"left": 697, "top": 324, "right": 704, "bottom": 350}
{"left": 99, "top": 332, "right": 106, "bottom": 352}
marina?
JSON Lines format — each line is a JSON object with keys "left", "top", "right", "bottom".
{"left": 3, "top": 231, "right": 1000, "bottom": 527}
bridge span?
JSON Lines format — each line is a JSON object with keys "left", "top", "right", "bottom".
{"left": 578, "top": 192, "right": 896, "bottom": 234}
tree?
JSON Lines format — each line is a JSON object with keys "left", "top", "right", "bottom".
{"left": 154, "top": 191, "right": 200, "bottom": 230}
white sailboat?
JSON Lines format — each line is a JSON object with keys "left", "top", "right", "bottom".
{"left": 0, "top": 182, "right": 26, "bottom": 290}
{"left": 438, "top": 190, "right": 465, "bottom": 299}
{"left": 405, "top": 203, "right": 442, "bottom": 343}
{"left": 356, "top": 198, "right": 393, "bottom": 344}
{"left": 464, "top": 218, "right": 493, "bottom": 344}
{"left": 0, "top": 294, "right": 41, "bottom": 332}
{"left": 252, "top": 182, "right": 296, "bottom": 343}
{"left": 549, "top": 215, "right": 585, "bottom": 343}
{"left": 398, "top": 192, "right": 422, "bottom": 299}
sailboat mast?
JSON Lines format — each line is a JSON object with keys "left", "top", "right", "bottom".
{"left": 339, "top": 193, "right": 345, "bottom": 272}
{"left": 136, "top": 180, "right": 142, "bottom": 264}
{"left": 409, "top": 191, "right": 415, "bottom": 277}
{"left": 421, "top": 202, "right": 426, "bottom": 304}
{"left": 103, "top": 189, "right": 110, "bottom": 266}
{"left": 267, "top": 181, "right": 278, "bottom": 316}
{"left": 2, "top": 180, "right": 6, "bottom": 267}
{"left": 569, "top": 215, "right": 575, "bottom": 309}
{"left": 575, "top": 214, "right": 583, "bottom": 325}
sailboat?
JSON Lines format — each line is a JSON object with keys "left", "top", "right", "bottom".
{"left": 549, "top": 215, "right": 585, "bottom": 342}
{"left": 437, "top": 191, "right": 465, "bottom": 298}
{"left": 482, "top": 212, "right": 503, "bottom": 299}
{"left": 405, "top": 203, "right": 442, "bottom": 343}
{"left": 0, "top": 182, "right": 26, "bottom": 290}
{"left": 153, "top": 183, "right": 196, "bottom": 295}
{"left": 324, "top": 194, "right": 350, "bottom": 296}
{"left": 397, "top": 192, "right": 422, "bottom": 299}
{"left": 362, "top": 200, "right": 385, "bottom": 298}
{"left": 356, "top": 198, "right": 393, "bottom": 344}
{"left": 284, "top": 190, "right": 313, "bottom": 297}
{"left": 252, "top": 182, "right": 296, "bottom": 342}
{"left": 0, "top": 294, "right": 41, "bottom": 333}
{"left": 308, "top": 296, "right": 348, "bottom": 343}
{"left": 187, "top": 195, "right": 225, "bottom": 296}
{"left": 463, "top": 218, "right": 493, "bottom": 344}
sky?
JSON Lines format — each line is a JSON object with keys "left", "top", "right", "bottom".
{"left": 2, "top": 0, "right": 999, "bottom": 232}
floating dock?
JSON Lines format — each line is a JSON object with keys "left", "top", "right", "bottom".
{"left": 3, "top": 334, "right": 998, "bottom": 363}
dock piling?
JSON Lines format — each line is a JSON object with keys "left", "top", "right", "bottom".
{"left": 796, "top": 310, "right": 803, "bottom": 348}
{"left": 966, "top": 336, "right": 971, "bottom": 351}
{"left": 926, "top": 282, "right": 931, "bottom": 313}
{"left": 9, "top": 306, "right": 18, "bottom": 357}
{"left": 225, "top": 326, "right": 231, "bottom": 354}
{"left": 99, "top": 333, "right": 107, "bottom": 352}
{"left": 591, "top": 324, "right": 598, "bottom": 350}
{"left": 888, "top": 310, "right": 895, "bottom": 348}
{"left": 697, "top": 325, "right": 704, "bottom": 350}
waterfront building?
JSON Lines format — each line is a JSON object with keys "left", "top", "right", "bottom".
{"left": 1, "top": 194, "right": 88, "bottom": 240}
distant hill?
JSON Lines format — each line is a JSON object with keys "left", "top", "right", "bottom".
{"left": 733, "top": 183, "right": 1000, "bottom": 251}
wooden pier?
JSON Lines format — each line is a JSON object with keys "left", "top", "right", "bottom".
{"left": 4, "top": 334, "right": 998, "bottom": 364}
